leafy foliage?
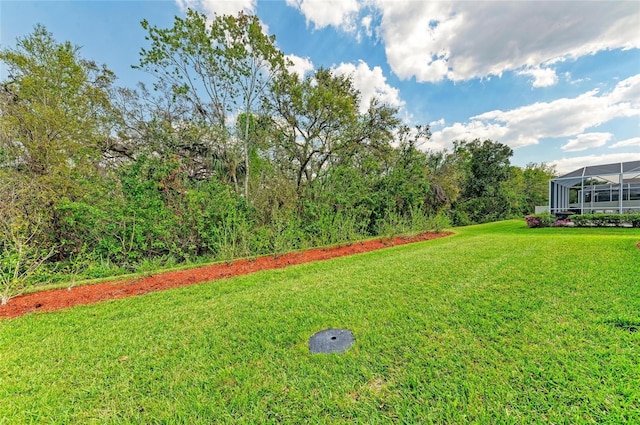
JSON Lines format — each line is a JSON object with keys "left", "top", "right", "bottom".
{"left": 268, "top": 67, "right": 364, "bottom": 193}
{"left": 452, "top": 139, "right": 515, "bottom": 224}
{"left": 136, "top": 10, "right": 286, "bottom": 200}
{"left": 0, "top": 175, "right": 56, "bottom": 303}
{"left": 571, "top": 213, "right": 640, "bottom": 227}
{"left": 0, "top": 25, "right": 114, "bottom": 178}
{"left": 525, "top": 213, "right": 556, "bottom": 228}
{"left": 0, "top": 20, "right": 574, "bottom": 298}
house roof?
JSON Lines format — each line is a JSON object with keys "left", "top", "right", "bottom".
{"left": 551, "top": 161, "right": 640, "bottom": 188}
{"left": 558, "top": 161, "right": 640, "bottom": 178}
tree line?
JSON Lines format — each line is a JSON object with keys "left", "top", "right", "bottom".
{"left": 0, "top": 11, "right": 555, "bottom": 299}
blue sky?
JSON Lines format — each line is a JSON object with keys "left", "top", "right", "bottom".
{"left": 1, "top": 0, "right": 639, "bottom": 174}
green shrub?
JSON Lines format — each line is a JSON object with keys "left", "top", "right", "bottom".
{"left": 630, "top": 213, "right": 640, "bottom": 228}
{"left": 424, "top": 211, "right": 451, "bottom": 233}
{"left": 525, "top": 213, "right": 555, "bottom": 228}
{"left": 571, "top": 215, "right": 588, "bottom": 227}
{"left": 571, "top": 213, "right": 639, "bottom": 227}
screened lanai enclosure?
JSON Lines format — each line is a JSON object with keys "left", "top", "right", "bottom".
{"left": 549, "top": 161, "right": 640, "bottom": 216}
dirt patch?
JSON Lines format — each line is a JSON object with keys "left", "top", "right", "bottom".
{"left": 1, "top": 232, "right": 452, "bottom": 319}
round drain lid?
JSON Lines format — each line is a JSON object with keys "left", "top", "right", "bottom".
{"left": 308, "top": 328, "right": 354, "bottom": 354}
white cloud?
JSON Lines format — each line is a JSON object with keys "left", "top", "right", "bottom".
{"left": 175, "top": 0, "right": 256, "bottom": 16}
{"left": 286, "top": 0, "right": 361, "bottom": 32}
{"left": 430, "top": 74, "right": 640, "bottom": 152}
{"left": 333, "top": 60, "right": 404, "bottom": 113}
{"left": 607, "top": 73, "right": 640, "bottom": 104}
{"left": 373, "top": 1, "right": 640, "bottom": 84}
{"left": 562, "top": 132, "right": 612, "bottom": 152}
{"left": 518, "top": 67, "right": 559, "bottom": 88}
{"left": 610, "top": 137, "right": 640, "bottom": 149}
{"left": 429, "top": 118, "right": 445, "bottom": 128}
{"left": 286, "top": 54, "right": 314, "bottom": 79}
{"left": 551, "top": 153, "right": 640, "bottom": 176}
{"left": 361, "top": 15, "right": 373, "bottom": 37}
{"left": 428, "top": 120, "right": 510, "bottom": 151}
{"left": 181, "top": 1, "right": 639, "bottom": 88}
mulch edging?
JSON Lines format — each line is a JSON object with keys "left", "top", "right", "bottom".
{"left": 1, "top": 232, "right": 453, "bottom": 319}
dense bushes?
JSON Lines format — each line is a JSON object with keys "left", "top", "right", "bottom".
{"left": 526, "top": 213, "right": 640, "bottom": 228}
{"left": 571, "top": 213, "right": 640, "bottom": 228}
{"left": 1, "top": 25, "right": 554, "bottom": 303}
{"left": 525, "top": 213, "right": 556, "bottom": 228}
{"left": 51, "top": 152, "right": 451, "bottom": 274}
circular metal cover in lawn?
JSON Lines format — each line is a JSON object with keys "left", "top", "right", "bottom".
{"left": 309, "top": 328, "right": 354, "bottom": 354}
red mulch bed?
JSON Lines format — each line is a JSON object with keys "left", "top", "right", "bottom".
{"left": 1, "top": 232, "right": 452, "bottom": 319}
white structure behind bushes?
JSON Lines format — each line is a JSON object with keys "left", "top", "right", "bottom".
{"left": 549, "top": 161, "right": 640, "bottom": 215}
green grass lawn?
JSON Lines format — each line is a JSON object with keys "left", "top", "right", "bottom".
{"left": 1, "top": 220, "right": 639, "bottom": 424}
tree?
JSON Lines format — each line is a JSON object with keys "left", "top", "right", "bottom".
{"left": 268, "top": 68, "right": 401, "bottom": 195}
{"left": 109, "top": 82, "right": 244, "bottom": 182}
{"left": 500, "top": 166, "right": 527, "bottom": 217}
{"left": 0, "top": 25, "right": 115, "bottom": 251}
{"left": 136, "top": 9, "right": 286, "bottom": 200}
{"left": 268, "top": 67, "right": 360, "bottom": 193}
{"left": 498, "top": 162, "right": 557, "bottom": 217}
{"left": 423, "top": 149, "right": 465, "bottom": 214}
{"left": 453, "top": 139, "right": 514, "bottom": 223}
{"left": 0, "top": 174, "right": 55, "bottom": 304}
{"left": 458, "top": 139, "right": 513, "bottom": 199}
{"left": 0, "top": 25, "right": 114, "bottom": 179}
{"left": 368, "top": 127, "right": 434, "bottom": 229}
{"left": 522, "top": 163, "right": 556, "bottom": 212}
